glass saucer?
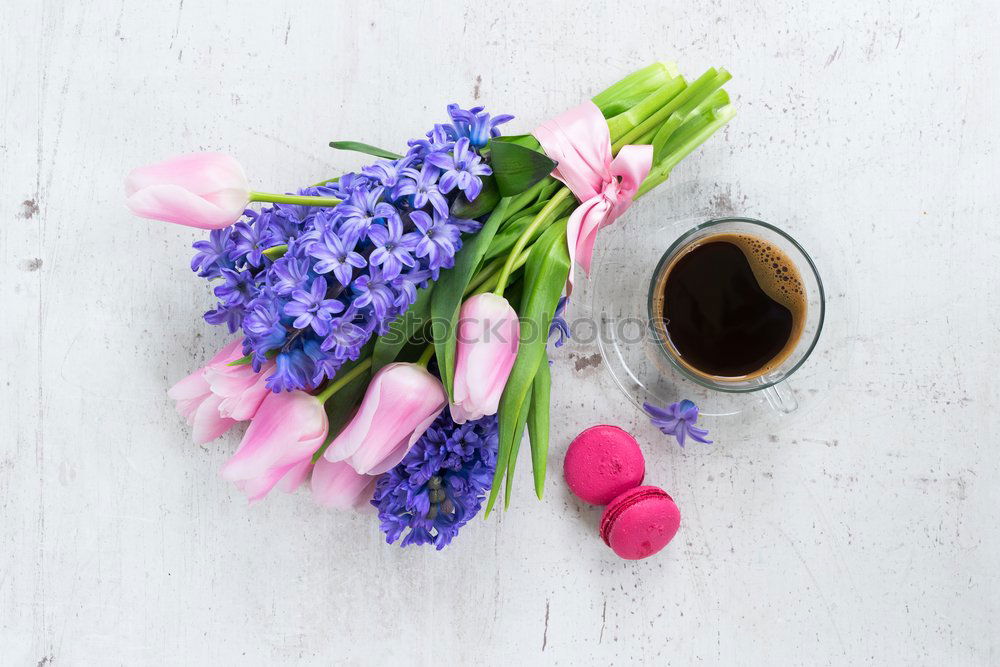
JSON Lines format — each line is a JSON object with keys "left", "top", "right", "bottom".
{"left": 576, "top": 179, "right": 857, "bottom": 431}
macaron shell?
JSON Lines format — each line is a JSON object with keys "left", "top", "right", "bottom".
{"left": 563, "top": 425, "right": 645, "bottom": 505}
{"left": 600, "top": 486, "right": 680, "bottom": 560}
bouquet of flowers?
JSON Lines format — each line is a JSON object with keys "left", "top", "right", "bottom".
{"left": 126, "top": 62, "right": 733, "bottom": 549}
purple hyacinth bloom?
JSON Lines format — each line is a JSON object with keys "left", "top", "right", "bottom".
{"left": 367, "top": 216, "right": 419, "bottom": 280}
{"left": 447, "top": 104, "right": 514, "bottom": 148}
{"left": 362, "top": 155, "right": 415, "bottom": 191}
{"left": 214, "top": 268, "right": 257, "bottom": 307}
{"left": 391, "top": 268, "right": 432, "bottom": 309}
{"left": 309, "top": 230, "right": 366, "bottom": 287}
{"left": 371, "top": 409, "right": 498, "bottom": 549}
{"left": 644, "top": 400, "right": 712, "bottom": 447}
{"left": 328, "top": 172, "right": 372, "bottom": 199}
{"left": 451, "top": 217, "right": 482, "bottom": 235}
{"left": 338, "top": 187, "right": 399, "bottom": 244}
{"left": 242, "top": 296, "right": 287, "bottom": 356}
{"left": 425, "top": 137, "right": 492, "bottom": 200}
{"left": 301, "top": 337, "right": 339, "bottom": 385}
{"left": 204, "top": 302, "right": 244, "bottom": 334}
{"left": 407, "top": 123, "right": 457, "bottom": 157}
{"left": 254, "top": 206, "right": 300, "bottom": 248}
{"left": 269, "top": 256, "right": 311, "bottom": 296}
{"left": 548, "top": 296, "right": 570, "bottom": 348}
{"left": 268, "top": 345, "right": 316, "bottom": 393}
{"left": 395, "top": 163, "right": 449, "bottom": 217}
{"left": 410, "top": 209, "right": 461, "bottom": 272}
{"left": 320, "top": 311, "right": 367, "bottom": 358}
{"left": 293, "top": 207, "right": 336, "bottom": 248}
{"left": 191, "top": 228, "right": 235, "bottom": 278}
{"left": 352, "top": 267, "right": 396, "bottom": 321}
{"left": 284, "top": 276, "right": 345, "bottom": 335}
{"left": 230, "top": 215, "right": 269, "bottom": 267}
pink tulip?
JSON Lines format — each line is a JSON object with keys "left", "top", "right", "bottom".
{"left": 450, "top": 293, "right": 520, "bottom": 423}
{"left": 167, "top": 338, "right": 243, "bottom": 444}
{"left": 324, "top": 363, "right": 446, "bottom": 475}
{"left": 311, "top": 458, "right": 377, "bottom": 509}
{"left": 236, "top": 459, "right": 314, "bottom": 504}
{"left": 125, "top": 152, "right": 249, "bottom": 229}
{"left": 220, "top": 391, "right": 328, "bottom": 501}
{"left": 204, "top": 353, "right": 275, "bottom": 421}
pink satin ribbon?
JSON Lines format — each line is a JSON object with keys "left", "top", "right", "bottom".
{"left": 534, "top": 101, "right": 652, "bottom": 293}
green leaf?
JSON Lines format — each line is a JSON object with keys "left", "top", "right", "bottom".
{"left": 328, "top": 141, "right": 402, "bottom": 160}
{"left": 430, "top": 198, "right": 511, "bottom": 401}
{"left": 485, "top": 201, "right": 549, "bottom": 261}
{"left": 490, "top": 134, "right": 542, "bottom": 150}
{"left": 485, "top": 219, "right": 570, "bottom": 516}
{"left": 488, "top": 140, "right": 558, "bottom": 197}
{"left": 311, "top": 352, "right": 373, "bottom": 463}
{"left": 527, "top": 353, "right": 551, "bottom": 499}
{"left": 227, "top": 348, "right": 278, "bottom": 367}
{"left": 451, "top": 173, "right": 501, "bottom": 219}
{"left": 503, "top": 383, "right": 533, "bottom": 508}
{"left": 372, "top": 284, "right": 433, "bottom": 374}
{"left": 263, "top": 244, "right": 288, "bottom": 261}
{"left": 499, "top": 177, "right": 560, "bottom": 225}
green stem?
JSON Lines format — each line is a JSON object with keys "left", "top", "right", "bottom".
{"left": 249, "top": 191, "right": 342, "bottom": 207}
{"left": 415, "top": 344, "right": 435, "bottom": 368}
{"left": 315, "top": 357, "right": 373, "bottom": 403}
{"left": 592, "top": 62, "right": 679, "bottom": 117}
{"left": 493, "top": 188, "right": 572, "bottom": 296}
{"left": 501, "top": 179, "right": 550, "bottom": 223}
{"left": 612, "top": 68, "right": 723, "bottom": 153}
{"left": 636, "top": 105, "right": 736, "bottom": 198}
{"left": 473, "top": 246, "right": 531, "bottom": 295}
{"left": 465, "top": 256, "right": 505, "bottom": 295}
{"left": 606, "top": 76, "right": 687, "bottom": 144}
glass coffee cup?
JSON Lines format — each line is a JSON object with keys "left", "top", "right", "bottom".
{"left": 647, "top": 217, "right": 825, "bottom": 413}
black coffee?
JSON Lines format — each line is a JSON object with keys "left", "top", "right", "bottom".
{"left": 653, "top": 233, "right": 806, "bottom": 379}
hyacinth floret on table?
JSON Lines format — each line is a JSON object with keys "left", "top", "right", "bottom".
{"left": 127, "top": 62, "right": 729, "bottom": 548}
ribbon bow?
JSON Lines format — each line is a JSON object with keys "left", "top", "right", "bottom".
{"left": 534, "top": 101, "right": 652, "bottom": 293}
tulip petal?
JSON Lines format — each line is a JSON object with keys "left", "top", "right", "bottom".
{"left": 125, "top": 152, "right": 249, "bottom": 196}
{"left": 322, "top": 371, "right": 386, "bottom": 463}
{"left": 311, "top": 458, "right": 375, "bottom": 509}
{"left": 221, "top": 392, "right": 327, "bottom": 481}
{"left": 352, "top": 437, "right": 408, "bottom": 476}
{"left": 127, "top": 184, "right": 246, "bottom": 230}
{"left": 167, "top": 368, "right": 210, "bottom": 402}
{"left": 237, "top": 459, "right": 309, "bottom": 503}
{"left": 276, "top": 459, "right": 313, "bottom": 494}
{"left": 326, "top": 363, "right": 446, "bottom": 474}
{"left": 190, "top": 394, "right": 236, "bottom": 444}
{"left": 361, "top": 405, "right": 444, "bottom": 475}
{"left": 207, "top": 359, "right": 274, "bottom": 421}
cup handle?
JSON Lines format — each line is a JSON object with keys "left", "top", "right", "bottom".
{"left": 760, "top": 377, "right": 798, "bottom": 415}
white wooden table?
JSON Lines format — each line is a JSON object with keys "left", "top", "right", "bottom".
{"left": 3, "top": 1, "right": 998, "bottom": 663}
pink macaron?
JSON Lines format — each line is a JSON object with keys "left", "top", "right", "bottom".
{"left": 599, "top": 486, "right": 681, "bottom": 560}
{"left": 563, "top": 425, "right": 645, "bottom": 505}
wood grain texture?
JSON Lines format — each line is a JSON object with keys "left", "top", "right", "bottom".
{"left": 2, "top": 0, "right": 998, "bottom": 663}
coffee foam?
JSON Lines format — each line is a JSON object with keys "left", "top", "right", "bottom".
{"left": 723, "top": 233, "right": 806, "bottom": 317}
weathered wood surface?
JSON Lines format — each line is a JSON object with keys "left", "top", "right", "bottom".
{"left": 2, "top": 0, "right": 997, "bottom": 663}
